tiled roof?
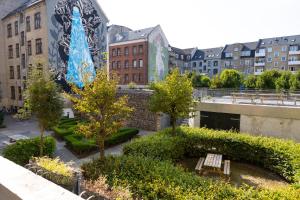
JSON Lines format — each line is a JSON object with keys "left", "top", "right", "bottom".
{"left": 202, "top": 47, "right": 223, "bottom": 59}
{"left": 223, "top": 42, "right": 258, "bottom": 53}
{"left": 259, "top": 35, "right": 300, "bottom": 47}
{"left": 109, "top": 26, "right": 156, "bottom": 44}
{"left": 2, "top": 0, "right": 42, "bottom": 20}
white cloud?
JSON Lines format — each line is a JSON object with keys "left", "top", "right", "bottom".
{"left": 98, "top": 0, "right": 300, "bottom": 49}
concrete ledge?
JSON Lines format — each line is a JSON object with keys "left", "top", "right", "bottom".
{"left": 197, "top": 102, "right": 300, "bottom": 120}
{"left": 0, "top": 156, "right": 83, "bottom": 200}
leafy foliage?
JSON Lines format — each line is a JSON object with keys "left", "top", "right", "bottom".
{"left": 124, "top": 127, "right": 300, "bottom": 184}
{"left": 82, "top": 155, "right": 300, "bottom": 200}
{"left": 256, "top": 70, "right": 282, "bottom": 89}
{"left": 24, "top": 64, "right": 63, "bottom": 155}
{"left": 244, "top": 75, "right": 257, "bottom": 89}
{"left": 191, "top": 74, "right": 211, "bottom": 88}
{"left": 290, "top": 71, "right": 300, "bottom": 91}
{"left": 220, "top": 69, "right": 242, "bottom": 88}
{"left": 149, "top": 69, "right": 194, "bottom": 134}
{"left": 210, "top": 75, "right": 223, "bottom": 89}
{"left": 66, "top": 69, "right": 133, "bottom": 160}
{"left": 276, "top": 71, "right": 293, "bottom": 90}
{"left": 3, "top": 137, "right": 56, "bottom": 166}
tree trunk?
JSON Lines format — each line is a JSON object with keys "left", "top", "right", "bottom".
{"left": 39, "top": 126, "right": 44, "bottom": 156}
{"left": 170, "top": 115, "right": 176, "bottom": 136}
{"left": 98, "top": 137, "right": 105, "bottom": 161}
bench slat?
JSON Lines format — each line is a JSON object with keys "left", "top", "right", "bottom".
{"left": 195, "top": 157, "right": 205, "bottom": 171}
{"left": 224, "top": 160, "right": 230, "bottom": 175}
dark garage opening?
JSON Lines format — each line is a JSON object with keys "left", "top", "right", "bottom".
{"left": 200, "top": 111, "right": 240, "bottom": 131}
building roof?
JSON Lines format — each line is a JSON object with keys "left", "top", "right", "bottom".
{"left": 202, "top": 47, "right": 223, "bottom": 59}
{"left": 2, "top": 0, "right": 42, "bottom": 20}
{"left": 259, "top": 35, "right": 300, "bottom": 47}
{"left": 109, "top": 26, "right": 156, "bottom": 44}
{"left": 223, "top": 42, "right": 258, "bottom": 53}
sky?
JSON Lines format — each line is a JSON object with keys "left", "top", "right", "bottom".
{"left": 98, "top": 0, "right": 300, "bottom": 49}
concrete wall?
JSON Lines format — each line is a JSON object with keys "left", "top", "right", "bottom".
{"left": 241, "top": 115, "right": 300, "bottom": 142}
{"left": 193, "top": 102, "right": 300, "bottom": 142}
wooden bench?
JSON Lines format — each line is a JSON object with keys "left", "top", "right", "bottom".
{"left": 223, "top": 160, "right": 230, "bottom": 178}
{"left": 195, "top": 157, "right": 205, "bottom": 173}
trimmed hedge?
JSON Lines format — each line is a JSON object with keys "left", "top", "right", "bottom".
{"left": 3, "top": 137, "right": 56, "bottom": 166}
{"left": 124, "top": 127, "right": 300, "bottom": 184}
{"left": 65, "top": 128, "right": 139, "bottom": 155}
{"left": 82, "top": 155, "right": 300, "bottom": 200}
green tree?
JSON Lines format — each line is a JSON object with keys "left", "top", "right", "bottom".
{"left": 256, "top": 70, "right": 281, "bottom": 89}
{"left": 210, "top": 76, "right": 223, "bottom": 89}
{"left": 220, "top": 69, "right": 242, "bottom": 88}
{"left": 244, "top": 75, "right": 257, "bottom": 89}
{"left": 289, "top": 71, "right": 300, "bottom": 91}
{"left": 25, "top": 64, "right": 63, "bottom": 156}
{"left": 149, "top": 69, "right": 194, "bottom": 135}
{"left": 66, "top": 69, "right": 132, "bottom": 161}
{"left": 275, "top": 71, "right": 292, "bottom": 90}
{"left": 191, "top": 74, "right": 210, "bottom": 88}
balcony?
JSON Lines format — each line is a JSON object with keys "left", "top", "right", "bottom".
{"left": 288, "top": 60, "right": 300, "bottom": 65}
{"left": 255, "top": 52, "right": 266, "bottom": 57}
{"left": 289, "top": 50, "right": 300, "bottom": 55}
{"left": 254, "top": 62, "right": 265, "bottom": 67}
{"left": 254, "top": 71, "right": 263, "bottom": 75}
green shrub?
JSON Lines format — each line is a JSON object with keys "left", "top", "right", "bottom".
{"left": 65, "top": 128, "right": 139, "bottom": 155}
{"left": 124, "top": 127, "right": 300, "bottom": 184}
{"left": 3, "top": 137, "right": 56, "bottom": 166}
{"left": 53, "top": 126, "right": 75, "bottom": 138}
{"left": 65, "top": 134, "right": 97, "bottom": 154}
{"left": 82, "top": 155, "right": 300, "bottom": 200}
{"left": 105, "top": 128, "right": 139, "bottom": 147}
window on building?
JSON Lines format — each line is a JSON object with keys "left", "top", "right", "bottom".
{"left": 17, "top": 65, "right": 21, "bottom": 79}
{"left": 281, "top": 56, "right": 286, "bottom": 61}
{"left": 290, "top": 67, "right": 296, "bottom": 71}
{"left": 225, "top": 61, "right": 231, "bottom": 67}
{"left": 225, "top": 52, "right": 233, "bottom": 58}
{"left": 35, "top": 38, "right": 42, "bottom": 54}
{"left": 199, "top": 62, "right": 202, "bottom": 67}
{"left": 26, "top": 16, "right": 31, "bottom": 32}
{"left": 181, "top": 55, "right": 184, "bottom": 60}
{"left": 132, "top": 74, "right": 138, "bottom": 82}
{"left": 175, "top": 54, "right": 179, "bottom": 59}
{"left": 290, "top": 46, "right": 299, "bottom": 51}
{"left": 21, "top": 31, "right": 25, "bottom": 46}
{"left": 117, "top": 61, "right": 121, "bottom": 69}
{"left": 124, "top": 74, "right": 129, "bottom": 83}
{"left": 274, "top": 51, "right": 279, "bottom": 57}
{"left": 139, "top": 45, "right": 143, "bottom": 54}
{"left": 281, "top": 66, "right": 286, "bottom": 70}
{"left": 124, "top": 60, "right": 129, "bottom": 68}
{"left": 274, "top": 62, "right": 278, "bottom": 67}
{"left": 267, "top": 57, "right": 272, "bottom": 62}
{"left": 112, "top": 49, "right": 116, "bottom": 57}
{"left": 213, "top": 61, "right": 218, "bottom": 66}
{"left": 7, "top": 24, "right": 12, "bottom": 38}
{"left": 203, "top": 65, "right": 207, "bottom": 71}
{"left": 234, "top": 47, "right": 239, "bottom": 52}
{"left": 133, "top": 46, "right": 137, "bottom": 56}
{"left": 20, "top": 13, "right": 24, "bottom": 23}
{"left": 117, "top": 48, "right": 121, "bottom": 56}
{"left": 9, "top": 66, "right": 14, "bottom": 79}
{"left": 21, "top": 54, "right": 25, "bottom": 68}
{"left": 213, "top": 68, "right": 218, "bottom": 75}
{"left": 241, "top": 51, "right": 251, "bottom": 57}
{"left": 267, "top": 47, "right": 273, "bottom": 53}
{"left": 15, "top": 43, "right": 20, "bottom": 58}
{"left": 207, "top": 61, "right": 211, "bottom": 67}
{"left": 34, "top": 12, "right": 41, "bottom": 29}
{"left": 11, "top": 86, "right": 16, "bottom": 100}
{"left": 8, "top": 45, "right": 13, "bottom": 59}
{"left": 138, "top": 73, "right": 143, "bottom": 82}
{"left": 245, "top": 60, "right": 251, "bottom": 66}
{"left": 281, "top": 46, "right": 287, "bottom": 52}
{"left": 139, "top": 59, "right": 143, "bottom": 67}
{"left": 193, "top": 62, "right": 196, "bottom": 67}
{"left": 27, "top": 41, "right": 32, "bottom": 56}
{"left": 18, "top": 86, "right": 22, "bottom": 101}
{"left": 124, "top": 47, "right": 129, "bottom": 56}
{"left": 15, "top": 21, "right": 18, "bottom": 35}
{"left": 111, "top": 61, "right": 116, "bottom": 69}
{"left": 133, "top": 60, "right": 137, "bottom": 68}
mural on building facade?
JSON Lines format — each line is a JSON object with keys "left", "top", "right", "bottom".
{"left": 148, "top": 27, "right": 169, "bottom": 83}
{"left": 46, "top": 0, "right": 108, "bottom": 89}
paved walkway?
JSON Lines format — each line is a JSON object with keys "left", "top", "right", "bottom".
{"left": 0, "top": 115, "right": 155, "bottom": 168}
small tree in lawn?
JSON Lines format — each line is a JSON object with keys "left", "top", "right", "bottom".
{"left": 66, "top": 69, "right": 132, "bottom": 161}
{"left": 149, "top": 69, "right": 194, "bottom": 135}
{"left": 25, "top": 63, "right": 63, "bottom": 156}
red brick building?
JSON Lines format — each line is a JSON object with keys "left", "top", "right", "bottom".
{"left": 108, "top": 25, "right": 169, "bottom": 85}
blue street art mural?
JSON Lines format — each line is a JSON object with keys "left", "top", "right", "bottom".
{"left": 66, "top": 7, "right": 95, "bottom": 88}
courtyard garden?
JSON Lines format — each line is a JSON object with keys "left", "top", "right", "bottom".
{"left": 81, "top": 127, "right": 300, "bottom": 199}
